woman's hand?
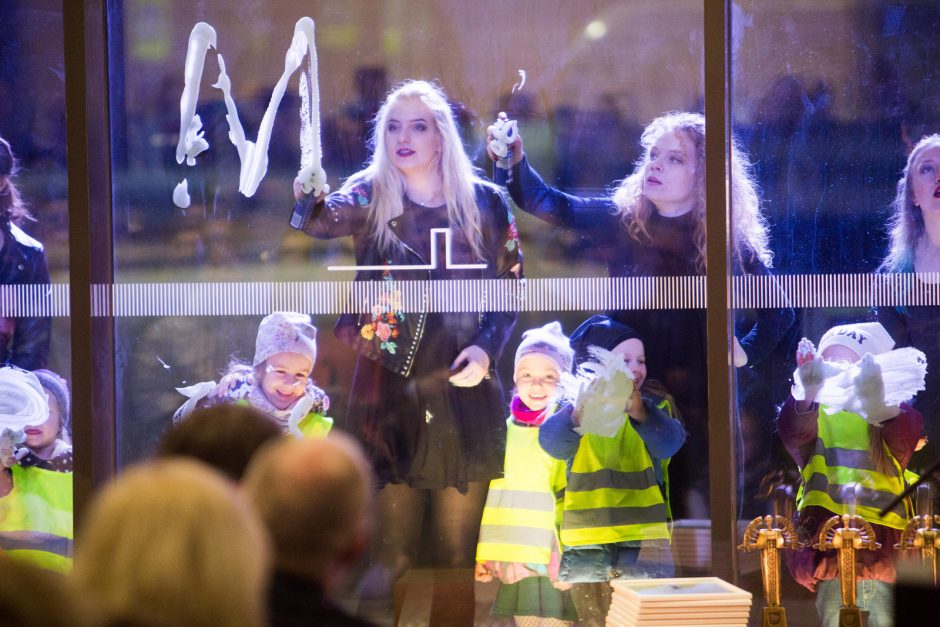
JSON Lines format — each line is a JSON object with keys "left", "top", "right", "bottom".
{"left": 448, "top": 345, "right": 491, "bottom": 387}
{"left": 733, "top": 337, "right": 748, "bottom": 367}
{"left": 485, "top": 113, "right": 524, "bottom": 167}
{"left": 293, "top": 178, "right": 328, "bottom": 203}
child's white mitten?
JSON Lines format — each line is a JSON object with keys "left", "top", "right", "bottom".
{"left": 574, "top": 364, "right": 634, "bottom": 438}
{"left": 852, "top": 354, "right": 899, "bottom": 425}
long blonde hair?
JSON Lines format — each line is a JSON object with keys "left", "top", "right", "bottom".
{"left": 880, "top": 133, "right": 940, "bottom": 273}
{"left": 340, "top": 79, "right": 493, "bottom": 259}
{"left": 611, "top": 111, "right": 771, "bottom": 272}
{"left": 73, "top": 459, "right": 270, "bottom": 627}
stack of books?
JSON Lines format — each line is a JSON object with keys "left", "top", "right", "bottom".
{"left": 607, "top": 577, "right": 752, "bottom": 626}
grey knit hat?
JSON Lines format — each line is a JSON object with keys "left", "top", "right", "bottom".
{"left": 253, "top": 312, "right": 318, "bottom": 367}
{"left": 514, "top": 321, "right": 574, "bottom": 374}
{"left": 32, "top": 369, "right": 71, "bottom": 441}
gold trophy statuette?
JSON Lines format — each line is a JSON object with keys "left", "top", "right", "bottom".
{"left": 739, "top": 514, "right": 801, "bottom": 627}
{"left": 814, "top": 514, "right": 881, "bottom": 627}
{"left": 895, "top": 484, "right": 938, "bottom": 585}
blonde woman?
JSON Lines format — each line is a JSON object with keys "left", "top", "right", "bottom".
{"left": 878, "top": 133, "right": 940, "bottom": 460}
{"left": 488, "top": 111, "right": 794, "bottom": 518}
{"left": 72, "top": 459, "right": 270, "bottom": 627}
{"left": 291, "top": 80, "right": 522, "bottom": 609}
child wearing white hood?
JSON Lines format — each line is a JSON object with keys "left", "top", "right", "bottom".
{"left": 175, "top": 312, "right": 331, "bottom": 439}
{"left": 778, "top": 321, "right": 925, "bottom": 627}
{"left": 0, "top": 366, "right": 73, "bottom": 571}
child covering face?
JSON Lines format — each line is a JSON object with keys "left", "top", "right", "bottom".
{"left": 778, "top": 322, "right": 925, "bottom": 627}
{"left": 538, "top": 315, "right": 686, "bottom": 624}
{"left": 475, "top": 322, "right": 577, "bottom": 624}
{"left": 0, "top": 366, "right": 73, "bottom": 571}
{"left": 175, "top": 312, "right": 331, "bottom": 439}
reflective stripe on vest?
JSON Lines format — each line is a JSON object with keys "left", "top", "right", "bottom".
{"left": 476, "top": 418, "right": 567, "bottom": 564}
{"left": 561, "top": 415, "right": 669, "bottom": 547}
{"left": 0, "top": 465, "right": 73, "bottom": 571}
{"left": 797, "top": 406, "right": 911, "bottom": 530}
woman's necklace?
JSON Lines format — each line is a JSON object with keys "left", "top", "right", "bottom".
{"left": 408, "top": 188, "right": 443, "bottom": 207}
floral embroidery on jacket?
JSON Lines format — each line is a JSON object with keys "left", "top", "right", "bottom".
{"left": 505, "top": 212, "right": 520, "bottom": 252}
{"left": 359, "top": 268, "right": 404, "bottom": 355}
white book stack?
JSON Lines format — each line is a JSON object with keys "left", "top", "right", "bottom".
{"left": 606, "top": 577, "right": 752, "bottom": 626}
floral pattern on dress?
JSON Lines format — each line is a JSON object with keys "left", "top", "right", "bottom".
{"left": 359, "top": 268, "right": 404, "bottom": 355}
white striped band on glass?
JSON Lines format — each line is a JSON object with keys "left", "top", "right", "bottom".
{"left": 4, "top": 273, "right": 940, "bottom": 318}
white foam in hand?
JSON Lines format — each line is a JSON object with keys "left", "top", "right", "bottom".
{"left": 295, "top": 164, "right": 330, "bottom": 197}
{"left": 570, "top": 347, "right": 634, "bottom": 438}
{"left": 489, "top": 113, "right": 519, "bottom": 161}
{"left": 288, "top": 395, "right": 315, "bottom": 439}
{"left": 851, "top": 354, "right": 899, "bottom": 425}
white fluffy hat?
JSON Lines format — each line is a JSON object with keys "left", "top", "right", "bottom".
{"left": 514, "top": 321, "right": 574, "bottom": 374}
{"left": 818, "top": 322, "right": 895, "bottom": 359}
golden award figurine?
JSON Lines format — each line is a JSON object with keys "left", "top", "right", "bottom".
{"left": 895, "top": 483, "right": 939, "bottom": 585}
{"left": 739, "top": 514, "right": 801, "bottom": 626}
{"left": 814, "top": 514, "right": 881, "bottom": 627}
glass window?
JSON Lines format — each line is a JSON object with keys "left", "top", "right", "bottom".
{"left": 733, "top": 1, "right": 940, "bottom": 623}
{"left": 107, "top": 1, "right": 708, "bottom": 623}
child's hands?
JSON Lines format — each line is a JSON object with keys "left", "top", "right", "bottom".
{"left": 474, "top": 562, "right": 494, "bottom": 583}
{"left": 795, "top": 338, "right": 828, "bottom": 401}
{"left": 210, "top": 373, "right": 241, "bottom": 398}
{"left": 853, "top": 353, "right": 899, "bottom": 425}
{"left": 0, "top": 427, "right": 23, "bottom": 469}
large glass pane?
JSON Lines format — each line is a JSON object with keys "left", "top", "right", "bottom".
{"left": 108, "top": 1, "right": 706, "bottom": 623}
{"left": 733, "top": 2, "right": 940, "bottom": 624}
{"left": 0, "top": 0, "right": 73, "bottom": 572}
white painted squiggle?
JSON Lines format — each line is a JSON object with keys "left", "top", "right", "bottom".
{"left": 175, "top": 18, "right": 325, "bottom": 199}
{"left": 173, "top": 179, "right": 191, "bottom": 209}
{"left": 176, "top": 23, "right": 217, "bottom": 166}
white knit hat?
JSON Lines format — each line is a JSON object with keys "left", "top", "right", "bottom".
{"left": 514, "top": 322, "right": 574, "bottom": 375}
{"left": 253, "top": 312, "right": 318, "bottom": 367}
{"left": 818, "top": 322, "right": 895, "bottom": 359}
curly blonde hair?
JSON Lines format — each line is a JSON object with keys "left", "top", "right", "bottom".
{"left": 341, "top": 79, "right": 496, "bottom": 260}
{"left": 0, "top": 136, "right": 32, "bottom": 225}
{"left": 610, "top": 112, "right": 771, "bottom": 272}
{"left": 880, "top": 133, "right": 940, "bottom": 273}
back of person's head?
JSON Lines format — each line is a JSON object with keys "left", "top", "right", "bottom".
{"left": 0, "top": 555, "right": 95, "bottom": 626}
{"left": 72, "top": 459, "right": 270, "bottom": 627}
{"left": 243, "top": 432, "right": 373, "bottom": 586}
{"left": 156, "top": 404, "right": 282, "bottom": 481}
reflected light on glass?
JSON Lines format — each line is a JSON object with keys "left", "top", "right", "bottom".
{"left": 584, "top": 20, "right": 607, "bottom": 40}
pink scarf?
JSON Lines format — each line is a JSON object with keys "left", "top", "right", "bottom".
{"left": 511, "top": 395, "right": 548, "bottom": 426}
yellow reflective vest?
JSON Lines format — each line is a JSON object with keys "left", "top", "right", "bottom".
{"left": 0, "top": 465, "right": 73, "bottom": 571}
{"left": 560, "top": 412, "right": 670, "bottom": 547}
{"left": 235, "top": 399, "right": 333, "bottom": 438}
{"left": 476, "top": 418, "right": 567, "bottom": 564}
{"left": 797, "top": 406, "right": 912, "bottom": 530}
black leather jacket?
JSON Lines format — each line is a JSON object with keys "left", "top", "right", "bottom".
{"left": 0, "top": 222, "right": 51, "bottom": 370}
{"left": 294, "top": 180, "right": 522, "bottom": 376}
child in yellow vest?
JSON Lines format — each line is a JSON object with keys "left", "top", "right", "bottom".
{"left": 175, "top": 311, "right": 331, "bottom": 438}
{"left": 539, "top": 315, "right": 685, "bottom": 625}
{"left": 778, "top": 322, "right": 925, "bottom": 627}
{"left": 475, "top": 322, "right": 577, "bottom": 625}
{"left": 0, "top": 366, "right": 73, "bottom": 571}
